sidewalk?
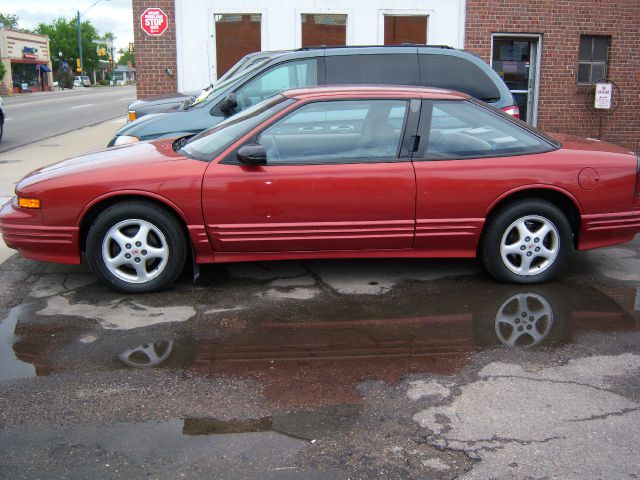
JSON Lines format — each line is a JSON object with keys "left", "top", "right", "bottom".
{"left": 0, "top": 117, "right": 127, "bottom": 264}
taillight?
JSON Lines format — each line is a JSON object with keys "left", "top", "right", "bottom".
{"left": 501, "top": 105, "right": 520, "bottom": 118}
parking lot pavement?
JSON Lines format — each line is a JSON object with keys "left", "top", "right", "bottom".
{"left": 0, "top": 236, "right": 639, "bottom": 479}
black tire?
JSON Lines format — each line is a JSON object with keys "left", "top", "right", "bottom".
{"left": 481, "top": 199, "right": 572, "bottom": 284}
{"left": 0, "top": 119, "right": 3, "bottom": 143}
{"left": 86, "top": 201, "right": 187, "bottom": 293}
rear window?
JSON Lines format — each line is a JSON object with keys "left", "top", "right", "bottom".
{"left": 325, "top": 54, "right": 419, "bottom": 86}
{"left": 420, "top": 55, "right": 501, "bottom": 102}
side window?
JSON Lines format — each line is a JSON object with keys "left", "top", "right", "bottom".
{"left": 426, "top": 101, "right": 552, "bottom": 159}
{"left": 325, "top": 54, "right": 419, "bottom": 86}
{"left": 235, "top": 59, "right": 318, "bottom": 111}
{"left": 257, "top": 99, "right": 408, "bottom": 165}
{"left": 420, "top": 55, "right": 502, "bottom": 102}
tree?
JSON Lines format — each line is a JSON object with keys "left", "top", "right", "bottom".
{"left": 0, "top": 60, "right": 6, "bottom": 86}
{"left": 117, "top": 48, "right": 135, "bottom": 67}
{"left": 0, "top": 13, "right": 20, "bottom": 29}
{"left": 35, "top": 17, "right": 99, "bottom": 74}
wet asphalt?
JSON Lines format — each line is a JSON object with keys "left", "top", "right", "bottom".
{"left": 0, "top": 239, "right": 639, "bottom": 479}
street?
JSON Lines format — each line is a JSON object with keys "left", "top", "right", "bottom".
{"left": 0, "top": 86, "right": 135, "bottom": 153}
{"left": 0, "top": 118, "right": 639, "bottom": 479}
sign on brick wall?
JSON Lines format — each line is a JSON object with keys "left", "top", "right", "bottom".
{"left": 140, "top": 8, "right": 169, "bottom": 36}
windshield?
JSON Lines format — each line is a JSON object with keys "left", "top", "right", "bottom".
{"left": 180, "top": 95, "right": 294, "bottom": 161}
{"left": 186, "top": 58, "right": 272, "bottom": 109}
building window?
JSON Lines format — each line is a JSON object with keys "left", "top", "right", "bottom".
{"left": 577, "top": 35, "right": 610, "bottom": 85}
{"left": 301, "top": 14, "right": 347, "bottom": 47}
{"left": 214, "top": 14, "right": 262, "bottom": 77}
{"left": 383, "top": 15, "right": 428, "bottom": 45}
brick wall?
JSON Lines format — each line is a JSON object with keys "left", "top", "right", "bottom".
{"left": 465, "top": 0, "right": 640, "bottom": 151}
{"left": 132, "top": 0, "right": 178, "bottom": 99}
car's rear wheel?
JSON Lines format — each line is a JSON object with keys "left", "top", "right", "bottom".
{"left": 481, "top": 200, "right": 572, "bottom": 284}
{"left": 86, "top": 202, "right": 187, "bottom": 293}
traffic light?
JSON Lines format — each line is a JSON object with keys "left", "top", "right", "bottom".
{"left": 76, "top": 58, "right": 81, "bottom": 72}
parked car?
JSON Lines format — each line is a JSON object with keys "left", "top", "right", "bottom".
{"left": 126, "top": 50, "right": 282, "bottom": 122}
{"left": 0, "top": 96, "right": 4, "bottom": 143}
{"left": 3, "top": 86, "right": 639, "bottom": 293}
{"left": 109, "top": 45, "right": 518, "bottom": 147}
{"left": 74, "top": 75, "right": 91, "bottom": 87}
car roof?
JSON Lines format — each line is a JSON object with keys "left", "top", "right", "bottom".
{"left": 283, "top": 85, "right": 470, "bottom": 101}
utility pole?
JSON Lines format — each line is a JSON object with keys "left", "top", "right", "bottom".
{"left": 77, "top": 10, "right": 84, "bottom": 75}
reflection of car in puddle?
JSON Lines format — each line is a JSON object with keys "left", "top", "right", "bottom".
{"left": 109, "top": 285, "right": 637, "bottom": 406}
{"left": 8, "top": 282, "right": 638, "bottom": 407}
{"left": 118, "top": 340, "right": 174, "bottom": 368}
{"left": 494, "top": 293, "right": 554, "bottom": 347}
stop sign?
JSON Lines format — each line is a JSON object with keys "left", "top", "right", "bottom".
{"left": 140, "top": 8, "right": 169, "bottom": 36}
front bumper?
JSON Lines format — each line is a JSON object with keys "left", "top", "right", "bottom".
{"left": 0, "top": 198, "right": 81, "bottom": 264}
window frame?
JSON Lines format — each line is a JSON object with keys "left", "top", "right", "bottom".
{"left": 413, "top": 99, "right": 559, "bottom": 162}
{"left": 221, "top": 97, "right": 420, "bottom": 166}
{"left": 577, "top": 35, "right": 610, "bottom": 86}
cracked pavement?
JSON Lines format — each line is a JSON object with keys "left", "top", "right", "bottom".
{"left": 0, "top": 239, "right": 639, "bottom": 479}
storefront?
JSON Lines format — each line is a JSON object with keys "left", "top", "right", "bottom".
{"left": 0, "top": 29, "right": 53, "bottom": 95}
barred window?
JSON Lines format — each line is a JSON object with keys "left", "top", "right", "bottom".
{"left": 577, "top": 35, "right": 610, "bottom": 85}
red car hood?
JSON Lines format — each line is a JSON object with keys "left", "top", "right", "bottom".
{"left": 18, "top": 140, "right": 183, "bottom": 188}
{"left": 547, "top": 132, "right": 635, "bottom": 155}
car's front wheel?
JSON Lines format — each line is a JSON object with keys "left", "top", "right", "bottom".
{"left": 86, "top": 202, "right": 187, "bottom": 293}
{"left": 481, "top": 200, "right": 572, "bottom": 284}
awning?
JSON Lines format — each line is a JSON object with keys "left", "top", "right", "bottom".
{"left": 37, "top": 64, "right": 51, "bottom": 72}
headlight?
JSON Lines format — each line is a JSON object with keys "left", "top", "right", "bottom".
{"left": 113, "top": 135, "right": 140, "bottom": 146}
{"left": 128, "top": 110, "right": 137, "bottom": 122}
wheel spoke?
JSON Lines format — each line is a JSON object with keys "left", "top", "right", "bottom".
{"left": 519, "top": 254, "right": 534, "bottom": 273}
{"left": 133, "top": 261, "right": 150, "bottom": 281}
{"left": 536, "top": 223, "right": 552, "bottom": 240}
{"left": 134, "top": 223, "right": 151, "bottom": 244}
{"left": 109, "top": 229, "right": 132, "bottom": 249}
{"left": 537, "top": 245, "right": 556, "bottom": 259}
{"left": 515, "top": 219, "right": 534, "bottom": 238}
{"left": 106, "top": 252, "right": 128, "bottom": 268}
{"left": 146, "top": 245, "right": 168, "bottom": 260}
{"left": 503, "top": 243, "right": 523, "bottom": 255}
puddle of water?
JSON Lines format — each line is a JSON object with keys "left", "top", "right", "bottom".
{"left": 3, "top": 279, "right": 638, "bottom": 407}
{"left": 0, "top": 306, "right": 36, "bottom": 381}
{"left": 0, "top": 408, "right": 355, "bottom": 478}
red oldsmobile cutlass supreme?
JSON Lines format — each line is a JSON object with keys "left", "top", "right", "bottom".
{"left": 2, "top": 86, "right": 639, "bottom": 293}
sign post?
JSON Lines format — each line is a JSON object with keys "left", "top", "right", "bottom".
{"left": 140, "top": 8, "right": 169, "bottom": 36}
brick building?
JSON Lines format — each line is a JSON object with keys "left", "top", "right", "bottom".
{"left": 465, "top": 0, "right": 639, "bottom": 151}
{"left": 131, "top": 0, "right": 639, "bottom": 150}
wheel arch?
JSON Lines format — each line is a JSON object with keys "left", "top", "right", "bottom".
{"left": 481, "top": 186, "right": 583, "bottom": 250}
{"left": 77, "top": 191, "right": 192, "bottom": 252}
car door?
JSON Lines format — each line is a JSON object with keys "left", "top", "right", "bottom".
{"left": 202, "top": 97, "right": 421, "bottom": 253}
{"left": 411, "top": 99, "right": 558, "bottom": 256}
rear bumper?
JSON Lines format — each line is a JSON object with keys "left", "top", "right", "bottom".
{"left": 578, "top": 209, "right": 640, "bottom": 250}
{"left": 0, "top": 199, "right": 81, "bottom": 264}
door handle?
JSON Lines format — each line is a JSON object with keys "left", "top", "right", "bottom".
{"left": 298, "top": 126, "right": 322, "bottom": 132}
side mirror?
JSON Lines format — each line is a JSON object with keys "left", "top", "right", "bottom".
{"left": 219, "top": 93, "right": 238, "bottom": 117}
{"left": 237, "top": 144, "right": 267, "bottom": 165}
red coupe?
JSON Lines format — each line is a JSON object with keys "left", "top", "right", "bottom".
{"left": 2, "top": 86, "right": 639, "bottom": 292}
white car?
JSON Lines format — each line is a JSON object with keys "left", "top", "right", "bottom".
{"left": 74, "top": 75, "right": 91, "bottom": 87}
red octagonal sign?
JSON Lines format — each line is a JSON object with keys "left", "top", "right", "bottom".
{"left": 140, "top": 8, "right": 168, "bottom": 36}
